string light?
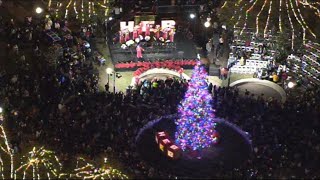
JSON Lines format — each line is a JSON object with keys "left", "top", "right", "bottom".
{"left": 288, "top": 0, "right": 306, "bottom": 41}
{"left": 88, "top": 1, "right": 91, "bottom": 18}
{"left": 0, "top": 126, "right": 14, "bottom": 179}
{"left": 48, "top": 0, "right": 52, "bottom": 9}
{"left": 222, "top": 0, "right": 319, "bottom": 44}
{"left": 73, "top": 157, "right": 128, "bottom": 179}
{"left": 221, "top": 1, "right": 228, "bottom": 9}
{"left": 263, "top": 0, "right": 272, "bottom": 36}
{"left": 235, "top": 2, "right": 248, "bottom": 27}
{"left": 0, "top": 156, "right": 5, "bottom": 179}
{"left": 279, "top": 0, "right": 283, "bottom": 32}
{"left": 15, "top": 147, "right": 62, "bottom": 180}
{"left": 299, "top": 0, "right": 320, "bottom": 18}
{"left": 256, "top": 0, "right": 268, "bottom": 35}
{"left": 285, "top": 0, "right": 295, "bottom": 49}
{"left": 92, "top": 2, "right": 96, "bottom": 15}
{"left": 74, "top": 1, "right": 78, "bottom": 19}
{"left": 81, "top": 0, "right": 84, "bottom": 23}
{"left": 65, "top": 0, "right": 73, "bottom": 19}
{"left": 231, "top": 0, "right": 243, "bottom": 22}
{"left": 293, "top": 0, "right": 316, "bottom": 38}
{"left": 241, "top": 0, "right": 258, "bottom": 35}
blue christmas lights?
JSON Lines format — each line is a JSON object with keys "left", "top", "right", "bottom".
{"left": 175, "top": 61, "right": 217, "bottom": 151}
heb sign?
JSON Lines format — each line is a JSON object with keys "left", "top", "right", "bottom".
{"left": 120, "top": 20, "right": 176, "bottom": 32}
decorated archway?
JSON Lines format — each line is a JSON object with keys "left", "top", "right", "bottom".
{"left": 131, "top": 68, "right": 190, "bottom": 86}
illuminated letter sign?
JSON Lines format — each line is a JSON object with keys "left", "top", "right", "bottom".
{"left": 140, "top": 21, "right": 155, "bottom": 32}
{"left": 159, "top": 143, "right": 165, "bottom": 151}
{"left": 167, "top": 150, "right": 174, "bottom": 158}
{"left": 161, "top": 20, "right": 176, "bottom": 29}
{"left": 120, "top": 21, "right": 134, "bottom": 32}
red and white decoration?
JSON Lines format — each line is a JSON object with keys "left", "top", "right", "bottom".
{"left": 119, "top": 20, "right": 176, "bottom": 44}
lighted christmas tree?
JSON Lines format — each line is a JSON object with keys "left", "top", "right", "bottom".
{"left": 175, "top": 61, "right": 217, "bottom": 151}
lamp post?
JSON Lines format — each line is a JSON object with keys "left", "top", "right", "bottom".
{"left": 204, "top": 21, "right": 211, "bottom": 28}
{"left": 106, "top": 68, "right": 113, "bottom": 84}
{"left": 204, "top": 21, "right": 211, "bottom": 39}
{"left": 106, "top": 68, "right": 122, "bottom": 93}
{"left": 35, "top": 7, "right": 43, "bottom": 14}
{"left": 190, "top": 13, "right": 196, "bottom": 33}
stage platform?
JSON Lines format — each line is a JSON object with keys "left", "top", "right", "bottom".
{"left": 108, "top": 32, "right": 197, "bottom": 63}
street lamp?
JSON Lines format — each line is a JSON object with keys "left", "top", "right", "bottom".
{"left": 287, "top": 81, "right": 295, "bottom": 88}
{"left": 35, "top": 7, "right": 43, "bottom": 14}
{"left": 190, "top": 13, "right": 196, "bottom": 19}
{"left": 0, "top": 107, "right": 3, "bottom": 113}
{"left": 106, "top": 68, "right": 122, "bottom": 93}
{"left": 204, "top": 21, "right": 211, "bottom": 28}
{"left": 106, "top": 68, "right": 113, "bottom": 84}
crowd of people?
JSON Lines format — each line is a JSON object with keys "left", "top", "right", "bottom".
{"left": 1, "top": 11, "right": 320, "bottom": 180}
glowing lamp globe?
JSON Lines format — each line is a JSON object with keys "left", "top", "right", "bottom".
{"left": 204, "top": 21, "right": 211, "bottom": 28}
{"left": 35, "top": 7, "right": 43, "bottom": 14}
{"left": 288, "top": 82, "right": 295, "bottom": 88}
{"left": 106, "top": 68, "right": 113, "bottom": 75}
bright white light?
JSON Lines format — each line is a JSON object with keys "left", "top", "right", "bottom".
{"left": 106, "top": 68, "right": 113, "bottom": 75}
{"left": 0, "top": 107, "right": 2, "bottom": 113}
{"left": 108, "top": 17, "right": 113, "bottom": 21}
{"left": 190, "top": 13, "right": 196, "bottom": 19}
{"left": 204, "top": 21, "right": 211, "bottom": 28}
{"left": 35, "top": 7, "right": 43, "bottom": 14}
{"left": 222, "top": 25, "right": 226, "bottom": 30}
{"left": 288, "top": 82, "right": 295, "bottom": 88}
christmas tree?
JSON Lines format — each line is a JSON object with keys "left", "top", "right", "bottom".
{"left": 175, "top": 61, "right": 217, "bottom": 151}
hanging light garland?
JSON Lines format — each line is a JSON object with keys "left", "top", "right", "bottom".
{"left": 221, "top": 1, "right": 228, "bottom": 9}
{"left": 73, "top": 157, "right": 129, "bottom": 179}
{"left": 231, "top": 0, "right": 243, "bottom": 23}
{"left": 285, "top": 0, "right": 295, "bottom": 49}
{"left": 299, "top": 0, "right": 320, "bottom": 18}
{"left": 15, "top": 147, "right": 62, "bottom": 180}
{"left": 279, "top": 0, "right": 283, "bottom": 32}
{"left": 235, "top": 2, "right": 249, "bottom": 27}
{"left": 74, "top": 1, "right": 79, "bottom": 19}
{"left": 224, "top": 0, "right": 319, "bottom": 47}
{"left": 256, "top": 0, "right": 268, "bottom": 35}
{"left": 241, "top": 0, "right": 258, "bottom": 35}
{"left": 64, "top": 0, "right": 73, "bottom": 19}
{"left": 263, "top": 0, "right": 272, "bottom": 36}
{"left": 0, "top": 125, "right": 14, "bottom": 179}
{"left": 293, "top": 0, "right": 316, "bottom": 38}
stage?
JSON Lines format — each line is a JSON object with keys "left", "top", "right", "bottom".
{"left": 135, "top": 114, "right": 252, "bottom": 178}
{"left": 109, "top": 31, "right": 197, "bottom": 63}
